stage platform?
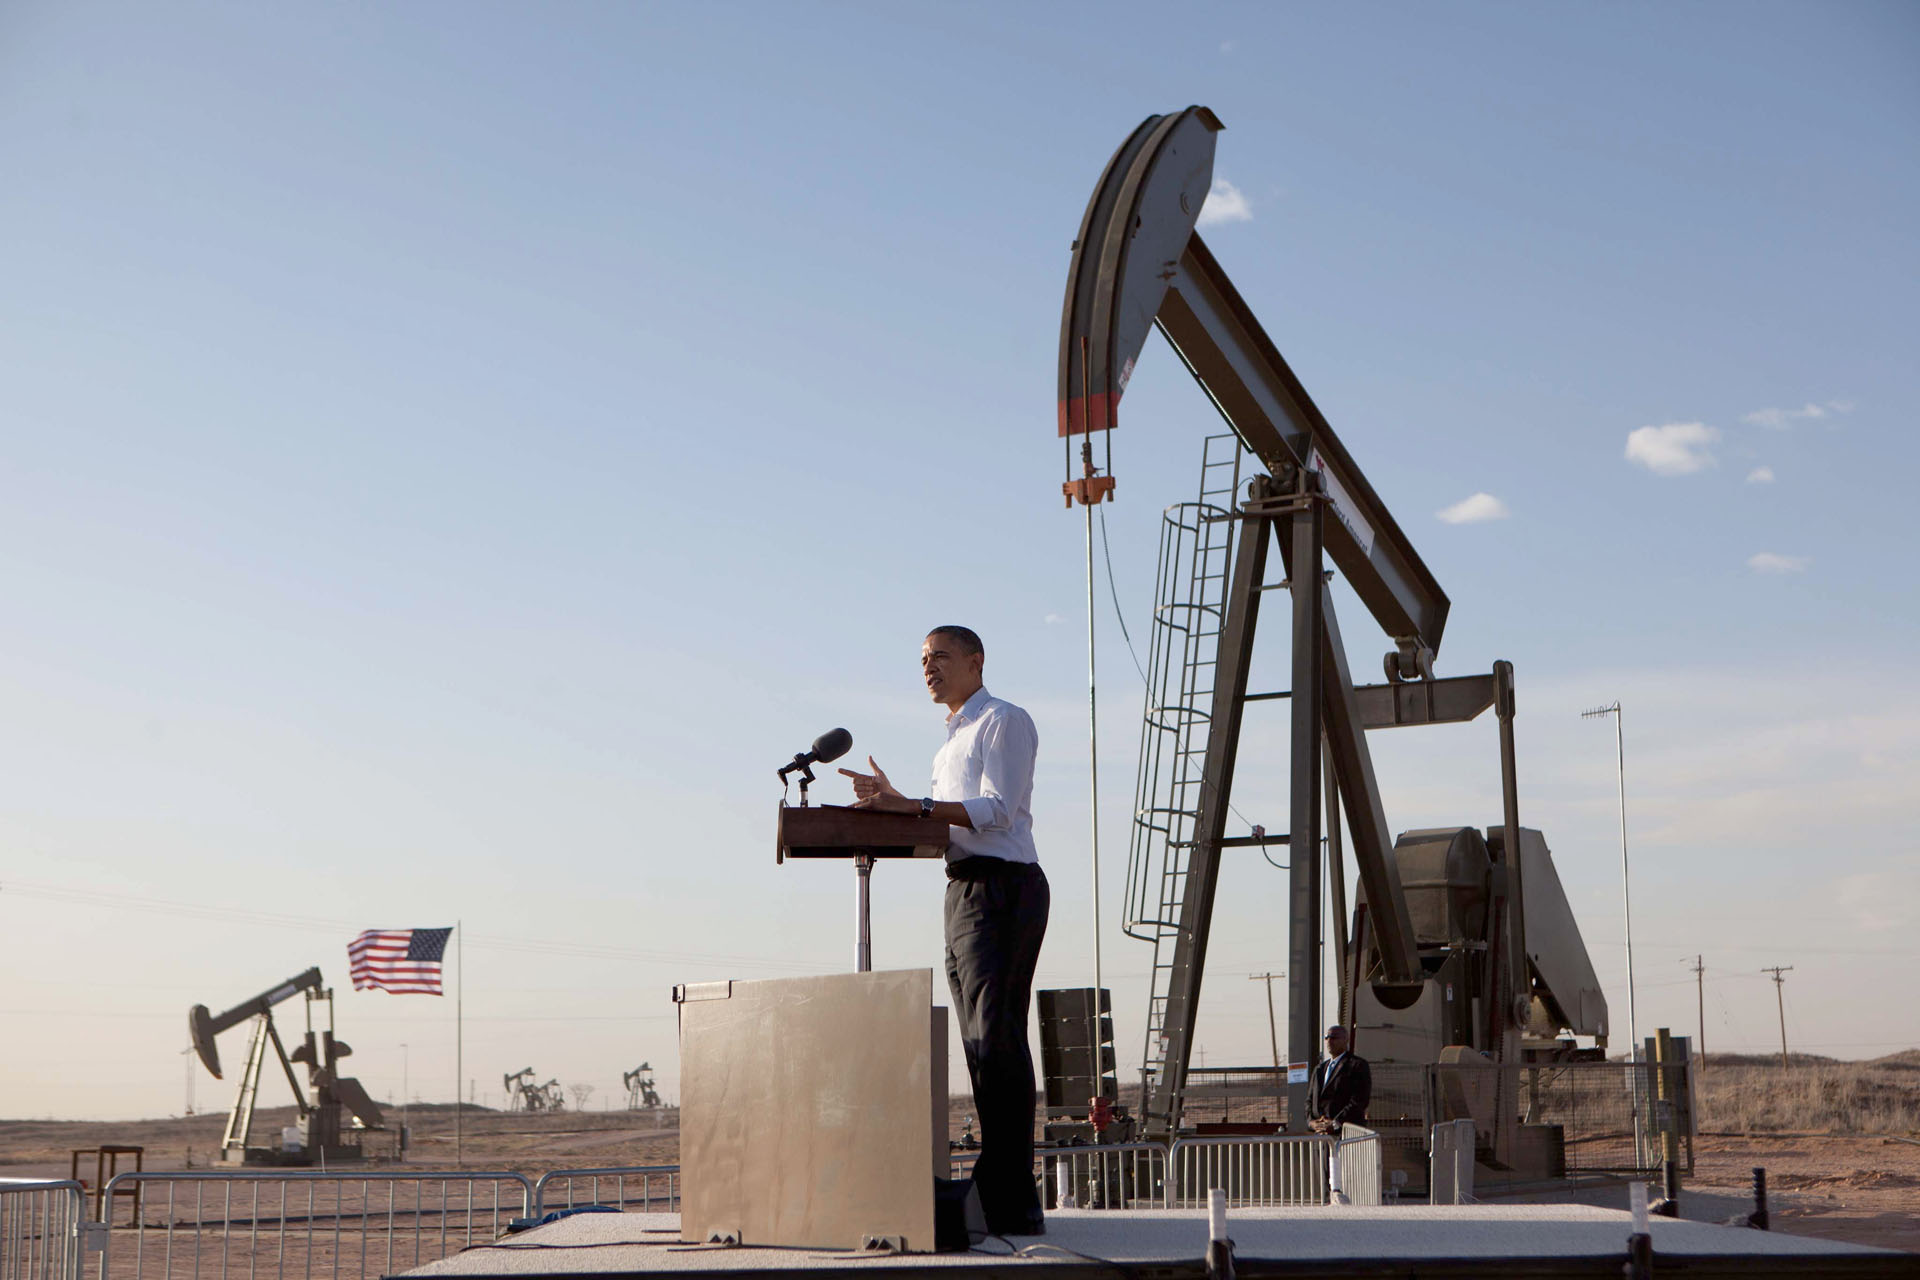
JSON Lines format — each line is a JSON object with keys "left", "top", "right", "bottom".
{"left": 404, "top": 1204, "right": 1911, "bottom": 1278}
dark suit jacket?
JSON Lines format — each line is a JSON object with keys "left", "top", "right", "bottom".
{"left": 1308, "top": 1052, "right": 1371, "bottom": 1127}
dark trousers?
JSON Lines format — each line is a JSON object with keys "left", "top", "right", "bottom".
{"left": 943, "top": 857, "right": 1049, "bottom": 1232}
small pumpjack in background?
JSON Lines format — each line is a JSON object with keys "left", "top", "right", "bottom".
{"left": 623, "top": 1063, "right": 662, "bottom": 1111}
{"left": 503, "top": 1069, "right": 567, "bottom": 1112}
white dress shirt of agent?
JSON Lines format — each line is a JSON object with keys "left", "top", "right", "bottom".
{"left": 838, "top": 632, "right": 1038, "bottom": 864}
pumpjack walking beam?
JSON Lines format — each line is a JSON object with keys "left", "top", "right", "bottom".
{"left": 1061, "top": 108, "right": 1450, "bottom": 1135}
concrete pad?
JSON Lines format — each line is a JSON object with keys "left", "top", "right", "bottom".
{"left": 406, "top": 1203, "right": 1901, "bottom": 1275}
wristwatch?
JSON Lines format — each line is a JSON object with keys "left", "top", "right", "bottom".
{"left": 919, "top": 796, "right": 935, "bottom": 820}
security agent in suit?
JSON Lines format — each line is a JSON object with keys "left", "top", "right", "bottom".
{"left": 1308, "top": 1024, "right": 1371, "bottom": 1134}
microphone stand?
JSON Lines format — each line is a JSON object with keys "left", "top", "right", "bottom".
{"left": 777, "top": 759, "right": 818, "bottom": 807}
{"left": 775, "top": 743, "right": 872, "bottom": 969}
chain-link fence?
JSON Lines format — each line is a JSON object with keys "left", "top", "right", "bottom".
{"left": 1176, "top": 1067, "right": 1290, "bottom": 1128}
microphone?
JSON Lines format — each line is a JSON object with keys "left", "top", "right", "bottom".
{"left": 778, "top": 728, "right": 853, "bottom": 781}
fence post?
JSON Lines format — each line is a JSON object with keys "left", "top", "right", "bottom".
{"left": 1429, "top": 1119, "right": 1475, "bottom": 1205}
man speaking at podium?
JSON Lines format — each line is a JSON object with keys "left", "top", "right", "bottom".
{"left": 840, "top": 625, "right": 1050, "bottom": 1236}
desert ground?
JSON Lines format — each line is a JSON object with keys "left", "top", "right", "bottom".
{"left": 6, "top": 1054, "right": 1916, "bottom": 1255}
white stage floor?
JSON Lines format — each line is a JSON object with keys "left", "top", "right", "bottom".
{"left": 404, "top": 1203, "right": 1906, "bottom": 1277}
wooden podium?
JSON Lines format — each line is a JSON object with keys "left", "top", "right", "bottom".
{"left": 777, "top": 803, "right": 949, "bottom": 971}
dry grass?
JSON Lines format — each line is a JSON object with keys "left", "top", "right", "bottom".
{"left": 1692, "top": 1050, "right": 1920, "bottom": 1135}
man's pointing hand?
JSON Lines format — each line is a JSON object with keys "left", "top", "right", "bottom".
{"left": 840, "top": 756, "right": 915, "bottom": 812}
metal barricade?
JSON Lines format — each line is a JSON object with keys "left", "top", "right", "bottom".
{"left": 2, "top": 1180, "right": 86, "bottom": 1280}
{"left": 1334, "top": 1126, "right": 1383, "bottom": 1206}
{"left": 1167, "top": 1135, "right": 1332, "bottom": 1208}
{"left": 1041, "top": 1144, "right": 1168, "bottom": 1210}
{"left": 96, "top": 1171, "right": 532, "bottom": 1280}
{"left": 531, "top": 1167, "right": 679, "bottom": 1216}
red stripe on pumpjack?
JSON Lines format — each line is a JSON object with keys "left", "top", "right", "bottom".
{"left": 1058, "top": 393, "right": 1119, "bottom": 437}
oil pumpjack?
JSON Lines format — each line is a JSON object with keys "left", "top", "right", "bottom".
{"left": 624, "top": 1063, "right": 662, "bottom": 1111}
{"left": 1057, "top": 107, "right": 1610, "bottom": 1168}
{"left": 188, "top": 968, "right": 385, "bottom": 1165}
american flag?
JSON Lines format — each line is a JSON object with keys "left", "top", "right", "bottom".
{"left": 349, "top": 927, "right": 452, "bottom": 995}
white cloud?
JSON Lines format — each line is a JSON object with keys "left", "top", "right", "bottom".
{"left": 1436, "top": 492, "right": 1510, "bottom": 524}
{"left": 1745, "top": 466, "right": 1775, "bottom": 484}
{"left": 1624, "top": 422, "right": 1719, "bottom": 475}
{"left": 1043, "top": 612, "right": 1064, "bottom": 625}
{"left": 1836, "top": 860, "right": 1920, "bottom": 934}
{"left": 1196, "top": 177, "right": 1252, "bottom": 227}
{"left": 1743, "top": 400, "right": 1849, "bottom": 430}
{"left": 1220, "top": 40, "right": 1234, "bottom": 53}
{"left": 1747, "top": 552, "right": 1811, "bottom": 574}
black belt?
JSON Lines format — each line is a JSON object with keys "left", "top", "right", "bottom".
{"left": 946, "top": 855, "right": 1042, "bottom": 882}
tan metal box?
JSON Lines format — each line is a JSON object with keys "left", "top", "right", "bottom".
{"left": 674, "top": 969, "right": 947, "bottom": 1251}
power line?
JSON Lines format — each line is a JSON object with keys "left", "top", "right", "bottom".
{"left": 1626, "top": 941, "right": 1920, "bottom": 959}
{"left": 0, "top": 879, "right": 830, "bottom": 974}
{"left": 0, "top": 1007, "right": 678, "bottom": 1023}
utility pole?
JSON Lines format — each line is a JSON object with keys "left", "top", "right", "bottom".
{"left": 1249, "top": 972, "right": 1284, "bottom": 1071}
{"left": 1690, "top": 955, "right": 1706, "bottom": 1071}
{"left": 1250, "top": 971, "right": 1284, "bottom": 1116}
{"left": 1581, "top": 701, "right": 1637, "bottom": 1061}
{"left": 1762, "top": 967, "right": 1793, "bottom": 1067}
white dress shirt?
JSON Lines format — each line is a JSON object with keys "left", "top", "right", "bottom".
{"left": 930, "top": 686, "right": 1039, "bottom": 866}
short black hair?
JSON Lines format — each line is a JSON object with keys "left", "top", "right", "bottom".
{"left": 926, "top": 625, "right": 984, "bottom": 658}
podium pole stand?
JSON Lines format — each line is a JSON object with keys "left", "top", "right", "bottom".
{"left": 855, "top": 854, "right": 874, "bottom": 972}
{"left": 778, "top": 804, "right": 948, "bottom": 975}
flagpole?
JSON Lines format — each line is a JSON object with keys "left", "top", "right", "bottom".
{"left": 455, "top": 919, "right": 463, "bottom": 1167}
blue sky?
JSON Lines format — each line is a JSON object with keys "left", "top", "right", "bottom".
{"left": 2, "top": 3, "right": 1915, "bottom": 1119}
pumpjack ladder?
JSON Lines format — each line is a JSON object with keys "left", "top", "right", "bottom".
{"left": 1124, "top": 433, "right": 1247, "bottom": 1099}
